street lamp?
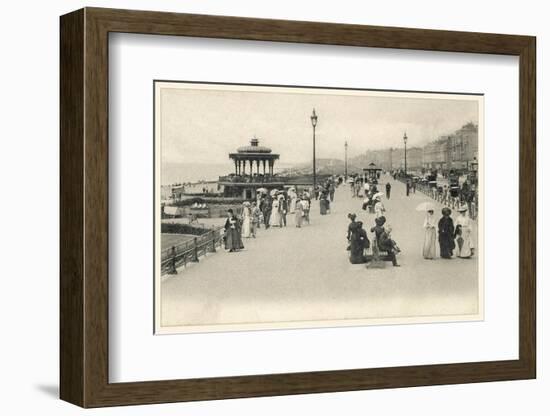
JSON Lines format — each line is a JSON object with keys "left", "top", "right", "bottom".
{"left": 344, "top": 141, "right": 348, "bottom": 181}
{"left": 310, "top": 108, "right": 318, "bottom": 191}
{"left": 403, "top": 131, "right": 408, "bottom": 175}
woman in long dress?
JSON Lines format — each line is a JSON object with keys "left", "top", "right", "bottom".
{"left": 422, "top": 209, "right": 437, "bottom": 259}
{"left": 374, "top": 198, "right": 385, "bottom": 219}
{"left": 319, "top": 192, "right": 328, "bottom": 215}
{"left": 349, "top": 221, "right": 369, "bottom": 264}
{"left": 438, "top": 207, "right": 455, "bottom": 259}
{"left": 455, "top": 206, "right": 474, "bottom": 258}
{"left": 301, "top": 196, "right": 310, "bottom": 224}
{"left": 294, "top": 198, "right": 304, "bottom": 227}
{"left": 288, "top": 188, "right": 297, "bottom": 214}
{"left": 224, "top": 209, "right": 243, "bottom": 252}
{"left": 241, "top": 202, "right": 251, "bottom": 238}
{"left": 269, "top": 197, "right": 281, "bottom": 227}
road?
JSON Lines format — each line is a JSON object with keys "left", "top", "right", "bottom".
{"left": 161, "top": 174, "right": 480, "bottom": 330}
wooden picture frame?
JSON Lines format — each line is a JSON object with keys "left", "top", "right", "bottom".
{"left": 60, "top": 7, "right": 536, "bottom": 408}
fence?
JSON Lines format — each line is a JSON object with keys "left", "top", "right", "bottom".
{"left": 415, "top": 181, "right": 478, "bottom": 220}
{"left": 161, "top": 226, "right": 224, "bottom": 275}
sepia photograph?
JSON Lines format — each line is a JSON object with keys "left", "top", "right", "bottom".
{"left": 154, "top": 81, "right": 483, "bottom": 334}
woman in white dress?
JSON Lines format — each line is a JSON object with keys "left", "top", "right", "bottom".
{"left": 455, "top": 205, "right": 474, "bottom": 258}
{"left": 374, "top": 198, "right": 385, "bottom": 219}
{"left": 241, "top": 202, "right": 251, "bottom": 238}
{"left": 294, "top": 198, "right": 304, "bottom": 227}
{"left": 288, "top": 188, "right": 297, "bottom": 214}
{"left": 422, "top": 209, "right": 437, "bottom": 259}
{"left": 269, "top": 197, "right": 281, "bottom": 227}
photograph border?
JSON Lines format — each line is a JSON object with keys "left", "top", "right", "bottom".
{"left": 60, "top": 7, "right": 536, "bottom": 407}
{"left": 153, "top": 80, "right": 485, "bottom": 335}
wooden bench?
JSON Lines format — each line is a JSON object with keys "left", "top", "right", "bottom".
{"left": 365, "top": 236, "right": 395, "bottom": 268}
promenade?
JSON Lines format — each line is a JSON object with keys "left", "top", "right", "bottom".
{"left": 161, "top": 174, "right": 479, "bottom": 329}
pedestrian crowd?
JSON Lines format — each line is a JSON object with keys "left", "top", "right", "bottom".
{"left": 223, "top": 176, "right": 344, "bottom": 253}
{"left": 346, "top": 175, "right": 401, "bottom": 267}
{"left": 345, "top": 173, "right": 475, "bottom": 266}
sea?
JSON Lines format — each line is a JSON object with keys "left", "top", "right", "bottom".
{"left": 161, "top": 162, "right": 299, "bottom": 185}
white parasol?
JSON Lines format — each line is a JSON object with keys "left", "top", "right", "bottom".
{"left": 415, "top": 201, "right": 435, "bottom": 212}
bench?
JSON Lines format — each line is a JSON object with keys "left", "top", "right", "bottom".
{"left": 365, "top": 236, "right": 395, "bottom": 267}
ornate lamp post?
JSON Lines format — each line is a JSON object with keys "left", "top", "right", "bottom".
{"left": 310, "top": 108, "right": 318, "bottom": 190}
{"left": 403, "top": 131, "right": 408, "bottom": 175}
{"left": 344, "top": 140, "right": 348, "bottom": 181}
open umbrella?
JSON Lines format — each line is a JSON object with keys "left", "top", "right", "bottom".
{"left": 415, "top": 201, "right": 435, "bottom": 212}
{"left": 256, "top": 187, "right": 268, "bottom": 194}
{"left": 373, "top": 192, "right": 384, "bottom": 199}
{"left": 270, "top": 189, "right": 279, "bottom": 196}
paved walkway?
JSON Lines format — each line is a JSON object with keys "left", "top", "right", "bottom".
{"left": 161, "top": 174, "right": 479, "bottom": 329}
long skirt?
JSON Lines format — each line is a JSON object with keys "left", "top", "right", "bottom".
{"left": 225, "top": 228, "right": 242, "bottom": 251}
{"left": 270, "top": 210, "right": 281, "bottom": 227}
{"left": 295, "top": 210, "right": 303, "bottom": 227}
{"left": 349, "top": 241, "right": 367, "bottom": 264}
{"left": 263, "top": 210, "right": 271, "bottom": 228}
{"left": 422, "top": 228, "right": 437, "bottom": 259}
{"left": 289, "top": 198, "right": 297, "bottom": 214}
{"left": 439, "top": 235, "right": 455, "bottom": 258}
{"left": 457, "top": 226, "right": 474, "bottom": 258}
{"left": 320, "top": 200, "right": 328, "bottom": 215}
{"left": 242, "top": 217, "right": 251, "bottom": 238}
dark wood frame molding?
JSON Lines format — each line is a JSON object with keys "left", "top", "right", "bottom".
{"left": 60, "top": 7, "right": 536, "bottom": 408}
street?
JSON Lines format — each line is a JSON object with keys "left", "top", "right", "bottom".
{"left": 161, "top": 174, "right": 480, "bottom": 329}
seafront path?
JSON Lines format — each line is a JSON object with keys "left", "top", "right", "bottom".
{"left": 161, "top": 174, "right": 478, "bottom": 328}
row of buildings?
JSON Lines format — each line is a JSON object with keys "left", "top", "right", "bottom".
{"left": 357, "top": 122, "right": 479, "bottom": 173}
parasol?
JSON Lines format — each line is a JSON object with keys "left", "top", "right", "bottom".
{"left": 415, "top": 201, "right": 435, "bottom": 212}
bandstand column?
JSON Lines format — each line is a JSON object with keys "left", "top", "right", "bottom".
{"left": 234, "top": 159, "right": 238, "bottom": 175}
{"left": 263, "top": 160, "right": 266, "bottom": 175}
{"left": 242, "top": 159, "right": 246, "bottom": 175}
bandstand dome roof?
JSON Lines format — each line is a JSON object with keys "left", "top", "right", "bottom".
{"left": 237, "top": 137, "right": 272, "bottom": 154}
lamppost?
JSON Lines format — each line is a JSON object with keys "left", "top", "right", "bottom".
{"left": 403, "top": 132, "right": 408, "bottom": 175}
{"left": 310, "top": 108, "right": 318, "bottom": 191}
{"left": 344, "top": 140, "right": 348, "bottom": 181}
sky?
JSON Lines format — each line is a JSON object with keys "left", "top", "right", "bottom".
{"left": 159, "top": 83, "right": 480, "bottom": 166}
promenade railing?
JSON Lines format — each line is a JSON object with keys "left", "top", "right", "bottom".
{"left": 218, "top": 175, "right": 285, "bottom": 184}
{"left": 161, "top": 226, "right": 224, "bottom": 275}
{"left": 416, "top": 182, "right": 478, "bottom": 220}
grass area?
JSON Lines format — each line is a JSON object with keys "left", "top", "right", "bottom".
{"left": 161, "top": 233, "right": 195, "bottom": 251}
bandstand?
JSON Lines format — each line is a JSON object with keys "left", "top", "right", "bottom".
{"left": 363, "top": 162, "right": 382, "bottom": 181}
{"left": 219, "top": 137, "right": 284, "bottom": 199}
